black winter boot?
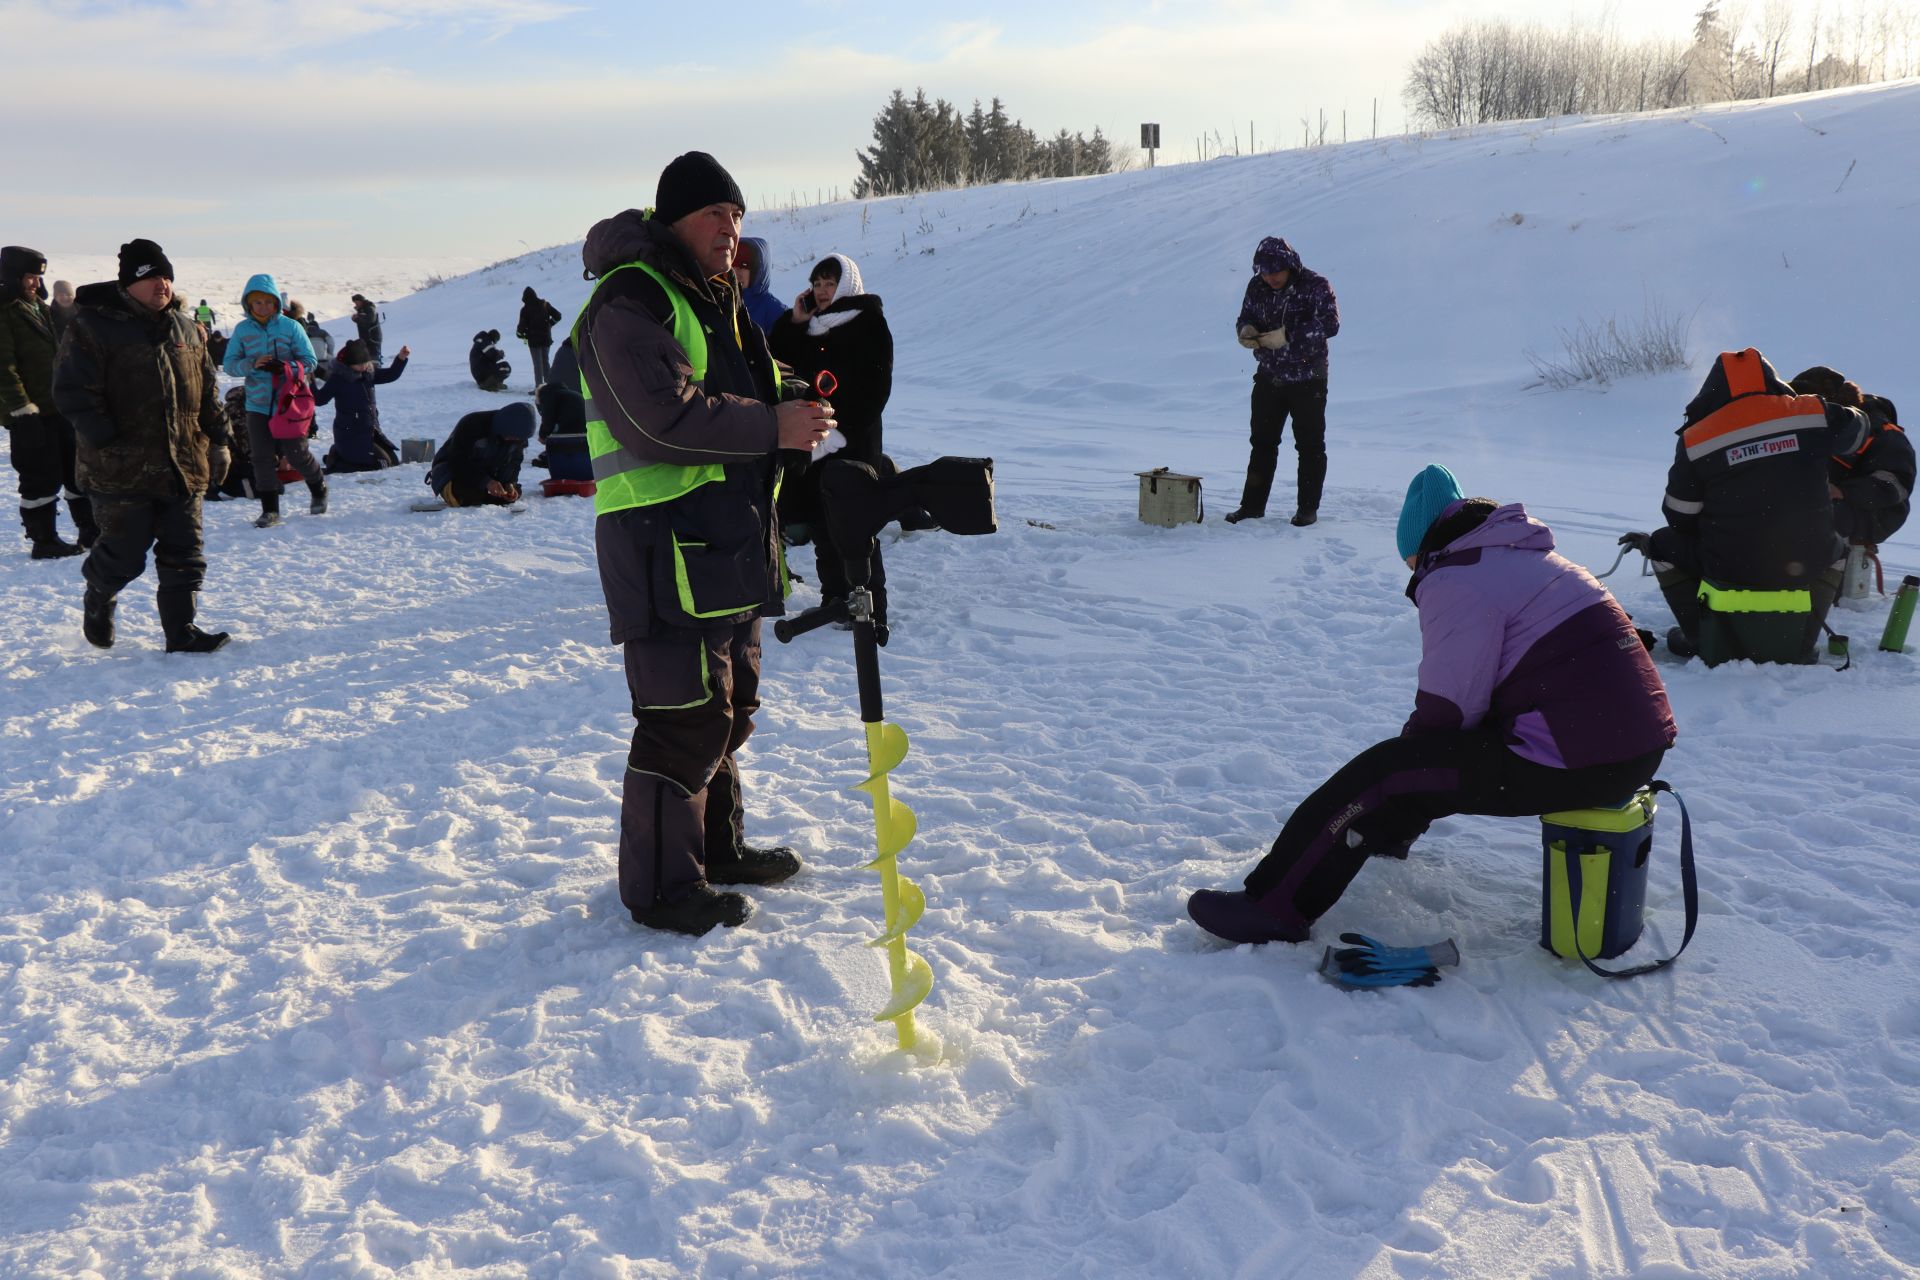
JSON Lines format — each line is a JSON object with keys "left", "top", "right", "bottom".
{"left": 165, "top": 627, "right": 231, "bottom": 654}
{"left": 82, "top": 587, "right": 116, "bottom": 649}
{"left": 24, "top": 504, "right": 82, "bottom": 558}
{"left": 1290, "top": 509, "right": 1318, "bottom": 527}
{"left": 1230, "top": 466, "right": 1275, "bottom": 525}
{"left": 637, "top": 883, "right": 752, "bottom": 936}
{"left": 158, "top": 589, "right": 229, "bottom": 653}
{"left": 707, "top": 843, "right": 803, "bottom": 887}
{"left": 308, "top": 481, "right": 328, "bottom": 515}
{"left": 255, "top": 492, "right": 281, "bottom": 529}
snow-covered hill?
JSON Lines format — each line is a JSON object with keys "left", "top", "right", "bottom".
{"left": 3, "top": 80, "right": 1918, "bottom": 1278}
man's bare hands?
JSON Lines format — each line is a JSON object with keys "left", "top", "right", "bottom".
{"left": 776, "top": 399, "right": 836, "bottom": 452}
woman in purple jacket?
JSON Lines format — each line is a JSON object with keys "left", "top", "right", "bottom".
{"left": 1189, "top": 465, "right": 1677, "bottom": 945}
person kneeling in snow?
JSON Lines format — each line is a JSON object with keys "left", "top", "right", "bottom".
{"left": 428, "top": 401, "right": 533, "bottom": 506}
{"left": 1787, "top": 366, "right": 1913, "bottom": 551}
{"left": 1188, "top": 465, "right": 1677, "bottom": 945}
{"left": 317, "top": 339, "right": 408, "bottom": 473}
{"left": 1623, "top": 349, "right": 1868, "bottom": 663}
{"left": 469, "top": 329, "right": 511, "bottom": 392}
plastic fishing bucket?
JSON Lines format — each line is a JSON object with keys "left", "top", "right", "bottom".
{"left": 1540, "top": 788, "right": 1657, "bottom": 961}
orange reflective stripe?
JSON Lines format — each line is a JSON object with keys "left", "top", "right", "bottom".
{"left": 1722, "top": 348, "right": 1767, "bottom": 398}
{"left": 1682, "top": 393, "right": 1827, "bottom": 452}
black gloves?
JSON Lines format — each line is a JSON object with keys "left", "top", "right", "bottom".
{"left": 1617, "top": 531, "right": 1654, "bottom": 556}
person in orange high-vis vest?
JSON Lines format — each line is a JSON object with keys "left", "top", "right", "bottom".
{"left": 1629, "top": 349, "right": 1866, "bottom": 661}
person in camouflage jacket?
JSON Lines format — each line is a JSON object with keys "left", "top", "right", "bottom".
{"left": 54, "top": 239, "right": 233, "bottom": 654}
{"left": 1228, "top": 236, "right": 1340, "bottom": 527}
{"left": 1, "top": 245, "right": 96, "bottom": 557}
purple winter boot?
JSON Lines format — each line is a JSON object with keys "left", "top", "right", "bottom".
{"left": 1188, "top": 888, "right": 1311, "bottom": 944}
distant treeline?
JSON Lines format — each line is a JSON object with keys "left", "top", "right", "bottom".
{"left": 851, "top": 90, "right": 1116, "bottom": 198}
{"left": 1405, "top": 0, "right": 1920, "bottom": 129}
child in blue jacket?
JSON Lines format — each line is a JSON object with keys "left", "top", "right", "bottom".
{"left": 221, "top": 272, "right": 322, "bottom": 527}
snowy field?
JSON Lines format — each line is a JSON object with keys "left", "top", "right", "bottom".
{"left": 3, "top": 80, "right": 1919, "bottom": 1278}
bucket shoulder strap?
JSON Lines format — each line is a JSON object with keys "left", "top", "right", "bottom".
{"left": 1570, "top": 780, "right": 1698, "bottom": 979}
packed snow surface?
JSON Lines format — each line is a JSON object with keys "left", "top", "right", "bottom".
{"left": 4, "top": 82, "right": 1919, "bottom": 1278}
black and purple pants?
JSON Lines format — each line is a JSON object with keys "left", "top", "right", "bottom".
{"left": 1244, "top": 730, "right": 1665, "bottom": 929}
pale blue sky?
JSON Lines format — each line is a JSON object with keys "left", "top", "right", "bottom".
{"left": 2, "top": 0, "right": 1691, "bottom": 257}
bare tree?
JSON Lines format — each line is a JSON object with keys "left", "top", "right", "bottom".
{"left": 1759, "top": 0, "right": 1796, "bottom": 92}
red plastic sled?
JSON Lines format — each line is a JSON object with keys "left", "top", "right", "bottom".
{"left": 541, "top": 478, "right": 597, "bottom": 498}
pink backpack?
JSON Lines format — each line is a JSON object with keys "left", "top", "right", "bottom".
{"left": 267, "top": 359, "right": 316, "bottom": 440}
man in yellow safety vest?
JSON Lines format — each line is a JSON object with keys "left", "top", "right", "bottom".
{"left": 576, "top": 151, "right": 836, "bottom": 936}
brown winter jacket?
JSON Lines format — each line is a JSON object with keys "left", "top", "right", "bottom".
{"left": 55, "top": 283, "right": 229, "bottom": 497}
{"left": 0, "top": 290, "right": 59, "bottom": 419}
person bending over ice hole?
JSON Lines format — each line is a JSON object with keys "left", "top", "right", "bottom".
{"left": 1617, "top": 349, "right": 1869, "bottom": 665}
{"left": 532, "top": 337, "right": 591, "bottom": 482}
{"left": 427, "top": 401, "right": 533, "bottom": 506}
{"left": 576, "top": 150, "right": 837, "bottom": 937}
{"left": 317, "top": 339, "right": 409, "bottom": 473}
{"left": 1188, "top": 464, "right": 1677, "bottom": 945}
{"left": 470, "top": 329, "right": 511, "bottom": 392}
{"left": 222, "top": 272, "right": 323, "bottom": 528}
{"left": 1787, "top": 366, "right": 1912, "bottom": 555}
{"left": 769, "top": 252, "right": 895, "bottom": 632}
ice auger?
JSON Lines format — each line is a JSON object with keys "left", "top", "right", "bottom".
{"left": 775, "top": 447, "right": 996, "bottom": 1049}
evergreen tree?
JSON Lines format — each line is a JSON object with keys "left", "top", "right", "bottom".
{"left": 852, "top": 89, "right": 1113, "bottom": 196}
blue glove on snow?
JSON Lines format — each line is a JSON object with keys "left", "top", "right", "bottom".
{"left": 1319, "top": 933, "right": 1460, "bottom": 989}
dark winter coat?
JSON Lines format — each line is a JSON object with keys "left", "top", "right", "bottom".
{"left": 1408, "top": 501, "right": 1676, "bottom": 770}
{"left": 737, "top": 237, "right": 787, "bottom": 335}
{"left": 1831, "top": 402, "right": 1913, "bottom": 545}
{"left": 213, "top": 385, "right": 254, "bottom": 496}
{"left": 576, "top": 209, "right": 786, "bottom": 642}
{"left": 0, "top": 286, "right": 60, "bottom": 419}
{"left": 470, "top": 333, "right": 510, "bottom": 388}
{"left": 516, "top": 289, "right": 562, "bottom": 346}
{"left": 429, "top": 409, "right": 526, "bottom": 494}
{"left": 352, "top": 300, "right": 383, "bottom": 350}
{"left": 767, "top": 292, "right": 892, "bottom": 463}
{"left": 314, "top": 354, "right": 408, "bottom": 468}
{"left": 537, "top": 340, "right": 586, "bottom": 443}
{"left": 1237, "top": 238, "right": 1340, "bottom": 385}
{"left": 54, "top": 284, "right": 229, "bottom": 496}
{"left": 1648, "top": 349, "right": 1867, "bottom": 588}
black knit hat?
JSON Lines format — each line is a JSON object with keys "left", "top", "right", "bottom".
{"left": 338, "top": 338, "right": 372, "bottom": 365}
{"left": 117, "top": 238, "right": 174, "bottom": 286}
{"left": 653, "top": 151, "right": 745, "bottom": 226}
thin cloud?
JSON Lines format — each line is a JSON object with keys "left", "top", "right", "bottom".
{"left": 0, "top": 0, "right": 578, "bottom": 59}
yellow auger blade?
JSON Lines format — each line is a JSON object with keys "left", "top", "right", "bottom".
{"left": 856, "top": 721, "right": 911, "bottom": 782}
{"left": 862, "top": 798, "right": 918, "bottom": 864}
{"left": 873, "top": 950, "right": 934, "bottom": 1023}
{"left": 868, "top": 876, "right": 926, "bottom": 947}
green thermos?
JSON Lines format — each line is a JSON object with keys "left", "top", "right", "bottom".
{"left": 1882, "top": 574, "right": 1919, "bottom": 653}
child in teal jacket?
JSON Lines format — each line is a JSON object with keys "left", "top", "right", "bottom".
{"left": 221, "top": 272, "right": 323, "bottom": 527}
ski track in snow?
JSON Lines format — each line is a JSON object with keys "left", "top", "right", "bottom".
{"left": 4, "top": 84, "right": 1919, "bottom": 1278}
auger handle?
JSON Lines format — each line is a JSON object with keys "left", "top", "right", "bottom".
{"left": 773, "top": 598, "right": 851, "bottom": 643}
